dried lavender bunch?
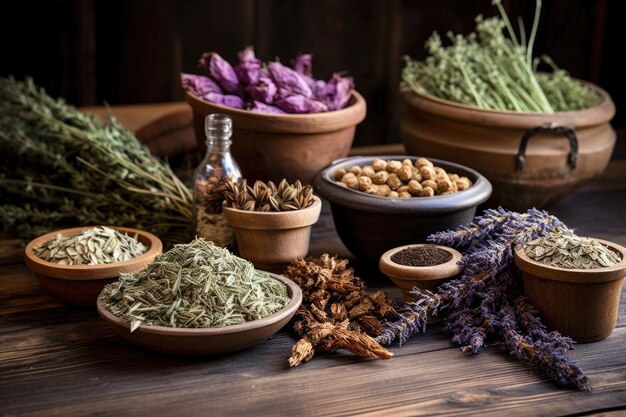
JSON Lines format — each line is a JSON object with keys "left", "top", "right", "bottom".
{"left": 220, "top": 179, "right": 315, "bottom": 212}
{"left": 0, "top": 77, "right": 193, "bottom": 244}
{"left": 377, "top": 208, "right": 590, "bottom": 390}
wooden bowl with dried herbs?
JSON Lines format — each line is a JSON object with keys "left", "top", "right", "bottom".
{"left": 24, "top": 226, "right": 162, "bottom": 308}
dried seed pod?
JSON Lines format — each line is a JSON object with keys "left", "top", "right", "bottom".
{"left": 419, "top": 166, "right": 436, "bottom": 180}
{"left": 348, "top": 165, "right": 363, "bottom": 176}
{"left": 385, "top": 160, "right": 402, "bottom": 174}
{"left": 243, "top": 200, "right": 256, "bottom": 211}
{"left": 386, "top": 173, "right": 403, "bottom": 190}
{"left": 418, "top": 186, "right": 435, "bottom": 197}
{"left": 396, "top": 164, "right": 412, "bottom": 181}
{"left": 358, "top": 176, "right": 373, "bottom": 192}
{"left": 361, "top": 166, "right": 376, "bottom": 178}
{"left": 415, "top": 157, "right": 434, "bottom": 168}
{"left": 388, "top": 191, "right": 399, "bottom": 198}
{"left": 373, "top": 170, "right": 389, "bottom": 185}
{"left": 407, "top": 180, "right": 422, "bottom": 195}
{"left": 421, "top": 179, "right": 438, "bottom": 192}
{"left": 372, "top": 159, "right": 387, "bottom": 172}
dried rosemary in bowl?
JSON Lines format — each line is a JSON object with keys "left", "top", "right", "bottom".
{"left": 34, "top": 226, "right": 147, "bottom": 265}
{"left": 219, "top": 179, "right": 315, "bottom": 212}
{"left": 100, "top": 238, "right": 289, "bottom": 331}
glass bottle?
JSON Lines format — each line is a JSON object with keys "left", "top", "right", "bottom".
{"left": 193, "top": 114, "right": 242, "bottom": 247}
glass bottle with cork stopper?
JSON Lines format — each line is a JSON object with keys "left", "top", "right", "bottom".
{"left": 193, "top": 114, "right": 242, "bottom": 247}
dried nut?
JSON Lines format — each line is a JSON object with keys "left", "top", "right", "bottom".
{"left": 402, "top": 159, "right": 413, "bottom": 166}
{"left": 399, "top": 191, "right": 412, "bottom": 198}
{"left": 455, "top": 177, "right": 472, "bottom": 191}
{"left": 362, "top": 166, "right": 376, "bottom": 178}
{"left": 411, "top": 171, "right": 423, "bottom": 182}
{"left": 441, "top": 190, "right": 455, "bottom": 195}
{"left": 436, "top": 178, "right": 454, "bottom": 193}
{"left": 385, "top": 160, "right": 402, "bottom": 173}
{"left": 373, "top": 170, "right": 389, "bottom": 185}
{"left": 397, "top": 185, "right": 410, "bottom": 193}
{"left": 448, "top": 173, "right": 460, "bottom": 181}
{"left": 341, "top": 172, "right": 358, "bottom": 189}
{"left": 415, "top": 157, "right": 434, "bottom": 168}
{"left": 419, "top": 166, "right": 436, "bottom": 180}
{"left": 335, "top": 167, "right": 347, "bottom": 180}
{"left": 418, "top": 186, "right": 435, "bottom": 197}
{"left": 396, "top": 164, "right": 413, "bottom": 181}
{"left": 348, "top": 165, "right": 362, "bottom": 176}
{"left": 388, "top": 191, "right": 399, "bottom": 198}
{"left": 369, "top": 184, "right": 391, "bottom": 196}
{"left": 372, "top": 159, "right": 387, "bottom": 172}
{"left": 421, "top": 179, "right": 438, "bottom": 192}
{"left": 386, "top": 173, "right": 403, "bottom": 190}
{"left": 407, "top": 180, "right": 423, "bottom": 195}
{"left": 434, "top": 167, "right": 447, "bottom": 177}
{"left": 358, "top": 176, "right": 373, "bottom": 192}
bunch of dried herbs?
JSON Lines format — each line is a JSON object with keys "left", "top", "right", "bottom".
{"left": 34, "top": 226, "right": 147, "bottom": 265}
{"left": 0, "top": 77, "right": 192, "bottom": 244}
{"left": 377, "top": 208, "right": 590, "bottom": 390}
{"left": 100, "top": 238, "right": 289, "bottom": 331}
{"left": 220, "top": 179, "right": 315, "bottom": 212}
{"left": 401, "top": 0, "right": 601, "bottom": 112}
{"left": 284, "top": 254, "right": 395, "bottom": 367}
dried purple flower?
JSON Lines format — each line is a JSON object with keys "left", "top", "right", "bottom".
{"left": 203, "top": 92, "right": 244, "bottom": 109}
{"left": 236, "top": 46, "right": 262, "bottom": 85}
{"left": 268, "top": 62, "right": 313, "bottom": 98}
{"left": 275, "top": 95, "right": 328, "bottom": 114}
{"left": 322, "top": 73, "right": 354, "bottom": 110}
{"left": 246, "top": 76, "right": 277, "bottom": 104}
{"left": 200, "top": 52, "right": 240, "bottom": 94}
{"left": 250, "top": 101, "right": 286, "bottom": 114}
{"left": 293, "top": 53, "right": 313, "bottom": 77}
{"left": 180, "top": 73, "right": 222, "bottom": 97}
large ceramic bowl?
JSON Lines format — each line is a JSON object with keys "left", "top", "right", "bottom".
{"left": 97, "top": 272, "right": 302, "bottom": 356}
{"left": 186, "top": 91, "right": 366, "bottom": 184}
{"left": 314, "top": 155, "right": 492, "bottom": 263}
{"left": 24, "top": 226, "right": 162, "bottom": 308}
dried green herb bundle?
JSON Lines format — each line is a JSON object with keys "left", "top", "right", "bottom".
{"left": 220, "top": 179, "right": 314, "bottom": 212}
{"left": 35, "top": 226, "right": 147, "bottom": 265}
{"left": 100, "top": 238, "right": 289, "bottom": 332}
{"left": 0, "top": 77, "right": 193, "bottom": 244}
{"left": 284, "top": 254, "right": 395, "bottom": 367}
{"left": 524, "top": 227, "right": 620, "bottom": 269}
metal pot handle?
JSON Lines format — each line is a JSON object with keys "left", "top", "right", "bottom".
{"left": 515, "top": 124, "right": 579, "bottom": 172}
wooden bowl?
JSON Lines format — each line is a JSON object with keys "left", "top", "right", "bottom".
{"left": 514, "top": 239, "right": 626, "bottom": 343}
{"left": 97, "top": 272, "right": 302, "bottom": 356}
{"left": 314, "top": 155, "right": 492, "bottom": 264}
{"left": 223, "top": 196, "right": 322, "bottom": 272}
{"left": 379, "top": 244, "right": 462, "bottom": 323}
{"left": 186, "top": 91, "right": 366, "bottom": 184}
{"left": 24, "top": 226, "right": 162, "bottom": 308}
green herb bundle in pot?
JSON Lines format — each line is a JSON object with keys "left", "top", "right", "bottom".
{"left": 400, "top": 0, "right": 616, "bottom": 210}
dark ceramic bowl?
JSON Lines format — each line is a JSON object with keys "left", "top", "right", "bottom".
{"left": 313, "top": 155, "right": 492, "bottom": 263}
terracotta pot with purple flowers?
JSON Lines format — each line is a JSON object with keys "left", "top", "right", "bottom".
{"left": 183, "top": 47, "right": 366, "bottom": 185}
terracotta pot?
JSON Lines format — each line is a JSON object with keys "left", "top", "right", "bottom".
{"left": 313, "top": 155, "right": 492, "bottom": 264}
{"left": 186, "top": 92, "right": 366, "bottom": 185}
{"left": 401, "top": 81, "right": 616, "bottom": 210}
{"left": 223, "top": 196, "right": 322, "bottom": 272}
{"left": 514, "top": 240, "right": 626, "bottom": 343}
{"left": 24, "top": 226, "right": 162, "bottom": 308}
{"left": 379, "top": 244, "right": 462, "bottom": 323}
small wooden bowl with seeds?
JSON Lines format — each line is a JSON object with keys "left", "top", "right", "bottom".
{"left": 24, "top": 226, "right": 162, "bottom": 308}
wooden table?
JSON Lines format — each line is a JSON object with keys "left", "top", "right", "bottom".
{"left": 1, "top": 107, "right": 626, "bottom": 416}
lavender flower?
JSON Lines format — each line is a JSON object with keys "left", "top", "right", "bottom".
{"left": 246, "top": 76, "right": 277, "bottom": 104}
{"left": 203, "top": 92, "right": 244, "bottom": 109}
{"left": 268, "top": 62, "right": 313, "bottom": 98}
{"left": 200, "top": 52, "right": 239, "bottom": 94}
{"left": 250, "top": 101, "right": 286, "bottom": 114}
{"left": 275, "top": 95, "right": 328, "bottom": 114}
{"left": 180, "top": 73, "right": 222, "bottom": 96}
{"left": 236, "top": 46, "right": 262, "bottom": 85}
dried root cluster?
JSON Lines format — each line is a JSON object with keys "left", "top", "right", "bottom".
{"left": 283, "top": 254, "right": 395, "bottom": 367}
{"left": 334, "top": 157, "right": 472, "bottom": 198}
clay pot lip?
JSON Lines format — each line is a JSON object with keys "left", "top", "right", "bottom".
{"left": 379, "top": 243, "right": 462, "bottom": 281}
{"left": 314, "top": 155, "right": 492, "bottom": 215}
{"left": 403, "top": 79, "right": 615, "bottom": 128}
{"left": 24, "top": 226, "right": 163, "bottom": 281}
{"left": 97, "top": 272, "right": 302, "bottom": 337}
{"left": 186, "top": 91, "right": 367, "bottom": 133}
{"left": 514, "top": 238, "right": 626, "bottom": 284}
{"left": 222, "top": 196, "right": 322, "bottom": 230}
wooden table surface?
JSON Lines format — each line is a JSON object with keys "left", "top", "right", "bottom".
{"left": 1, "top": 106, "right": 626, "bottom": 417}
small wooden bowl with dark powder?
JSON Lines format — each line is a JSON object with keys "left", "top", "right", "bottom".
{"left": 379, "top": 244, "right": 462, "bottom": 323}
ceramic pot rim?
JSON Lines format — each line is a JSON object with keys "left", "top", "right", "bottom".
{"left": 186, "top": 91, "right": 367, "bottom": 133}
{"left": 314, "top": 155, "right": 492, "bottom": 215}
{"left": 223, "top": 196, "right": 322, "bottom": 230}
{"left": 403, "top": 79, "right": 615, "bottom": 129}
{"left": 514, "top": 238, "right": 626, "bottom": 284}
{"left": 379, "top": 243, "right": 462, "bottom": 280}
{"left": 24, "top": 226, "right": 163, "bottom": 280}
{"left": 97, "top": 272, "right": 302, "bottom": 336}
